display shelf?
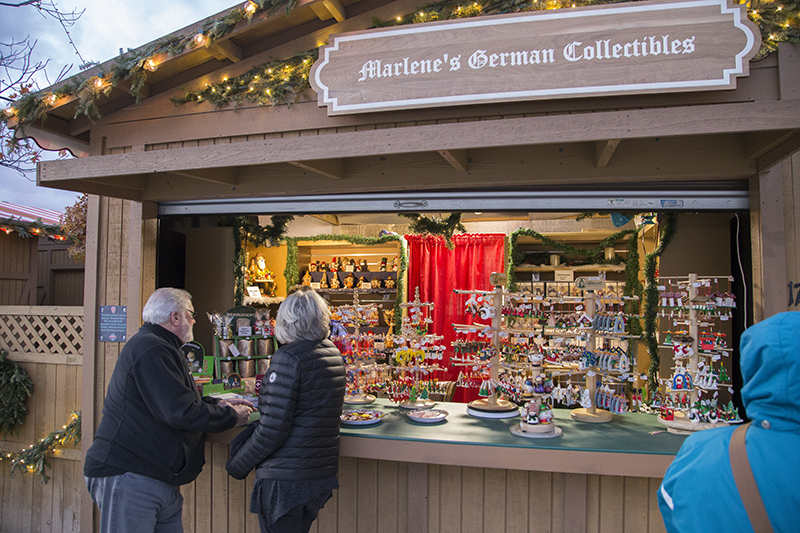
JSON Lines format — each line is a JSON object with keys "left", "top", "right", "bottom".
{"left": 654, "top": 273, "right": 741, "bottom": 433}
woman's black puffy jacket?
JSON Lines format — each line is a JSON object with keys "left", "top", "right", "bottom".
{"left": 226, "top": 338, "right": 346, "bottom": 480}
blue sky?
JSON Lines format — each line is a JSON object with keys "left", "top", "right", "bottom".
{"left": 0, "top": 0, "right": 237, "bottom": 212}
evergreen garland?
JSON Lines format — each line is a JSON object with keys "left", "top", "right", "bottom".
{"left": 0, "top": 217, "right": 65, "bottom": 240}
{"left": 0, "top": 412, "right": 81, "bottom": 484}
{"left": 5, "top": 0, "right": 796, "bottom": 133}
{"left": 506, "top": 226, "right": 636, "bottom": 292}
{"left": 0, "top": 349, "right": 33, "bottom": 437}
{"left": 399, "top": 213, "right": 466, "bottom": 249}
{"left": 642, "top": 213, "right": 677, "bottom": 396}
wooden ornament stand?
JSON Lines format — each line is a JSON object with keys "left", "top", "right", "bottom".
{"left": 570, "top": 290, "right": 613, "bottom": 424}
{"left": 456, "top": 273, "right": 520, "bottom": 419}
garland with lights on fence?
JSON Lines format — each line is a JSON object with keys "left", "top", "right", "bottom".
{"left": 0, "top": 349, "right": 33, "bottom": 437}
{"left": 0, "top": 217, "right": 67, "bottom": 241}
{"left": 0, "top": 412, "right": 81, "bottom": 484}
{"left": 3, "top": 0, "right": 797, "bottom": 133}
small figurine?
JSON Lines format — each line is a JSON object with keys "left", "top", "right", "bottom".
{"left": 302, "top": 271, "right": 312, "bottom": 286}
{"left": 319, "top": 261, "right": 328, "bottom": 272}
{"left": 379, "top": 257, "right": 388, "bottom": 271}
{"left": 319, "top": 273, "right": 328, "bottom": 289}
{"left": 344, "top": 272, "right": 356, "bottom": 288}
{"left": 371, "top": 277, "right": 382, "bottom": 289}
{"left": 330, "top": 257, "right": 338, "bottom": 272}
{"left": 308, "top": 262, "right": 317, "bottom": 272}
{"left": 361, "top": 259, "right": 369, "bottom": 272}
{"left": 385, "top": 277, "right": 396, "bottom": 289}
{"left": 331, "top": 275, "right": 341, "bottom": 289}
{"left": 391, "top": 257, "right": 398, "bottom": 271}
{"left": 356, "top": 276, "right": 366, "bottom": 289}
{"left": 251, "top": 254, "right": 271, "bottom": 280}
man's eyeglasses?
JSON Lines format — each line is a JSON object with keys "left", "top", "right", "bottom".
{"left": 187, "top": 310, "right": 197, "bottom": 320}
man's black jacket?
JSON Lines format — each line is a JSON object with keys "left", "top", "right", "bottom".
{"left": 85, "top": 323, "right": 238, "bottom": 485}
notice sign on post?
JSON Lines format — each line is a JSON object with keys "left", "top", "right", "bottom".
{"left": 311, "top": 0, "right": 759, "bottom": 115}
{"left": 99, "top": 305, "right": 127, "bottom": 342}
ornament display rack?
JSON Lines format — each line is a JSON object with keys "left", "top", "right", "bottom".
{"left": 655, "top": 273, "right": 741, "bottom": 434}
{"left": 453, "top": 273, "right": 641, "bottom": 423}
{"left": 452, "top": 272, "right": 525, "bottom": 419}
{"left": 388, "top": 287, "right": 446, "bottom": 409}
{"left": 330, "top": 290, "right": 388, "bottom": 405}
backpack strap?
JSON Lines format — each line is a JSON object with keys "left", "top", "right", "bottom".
{"left": 729, "top": 422, "right": 774, "bottom": 533}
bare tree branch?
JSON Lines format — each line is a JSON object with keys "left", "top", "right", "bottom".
{"left": 1, "top": 1, "right": 83, "bottom": 176}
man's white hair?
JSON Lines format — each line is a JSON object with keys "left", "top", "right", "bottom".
{"left": 142, "top": 288, "right": 192, "bottom": 325}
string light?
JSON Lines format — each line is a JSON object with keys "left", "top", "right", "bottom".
{"left": 244, "top": 1, "right": 258, "bottom": 15}
{"left": 194, "top": 33, "right": 207, "bottom": 46}
{"left": 144, "top": 58, "right": 158, "bottom": 72}
{"left": 4, "top": 107, "right": 16, "bottom": 117}
{"left": 94, "top": 78, "right": 105, "bottom": 90}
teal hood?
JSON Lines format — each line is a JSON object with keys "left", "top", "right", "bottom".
{"left": 739, "top": 311, "right": 800, "bottom": 431}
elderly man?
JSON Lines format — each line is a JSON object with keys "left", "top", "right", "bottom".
{"left": 85, "top": 288, "right": 252, "bottom": 532}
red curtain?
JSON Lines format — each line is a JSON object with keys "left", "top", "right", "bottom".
{"left": 405, "top": 233, "right": 505, "bottom": 395}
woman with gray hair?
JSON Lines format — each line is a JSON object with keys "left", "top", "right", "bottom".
{"left": 226, "top": 286, "right": 346, "bottom": 533}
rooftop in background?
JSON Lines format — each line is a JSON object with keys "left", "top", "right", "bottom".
{"left": 0, "top": 201, "right": 63, "bottom": 225}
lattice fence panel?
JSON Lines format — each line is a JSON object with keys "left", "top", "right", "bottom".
{"left": 0, "top": 307, "right": 84, "bottom": 356}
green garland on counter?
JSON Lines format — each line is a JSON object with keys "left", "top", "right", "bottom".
{"left": 6, "top": 0, "right": 796, "bottom": 133}
{"left": 643, "top": 213, "right": 677, "bottom": 397}
{"left": 284, "top": 234, "right": 408, "bottom": 333}
{"left": 0, "top": 412, "right": 81, "bottom": 484}
{"left": 0, "top": 349, "right": 33, "bottom": 437}
{"left": 399, "top": 213, "right": 466, "bottom": 249}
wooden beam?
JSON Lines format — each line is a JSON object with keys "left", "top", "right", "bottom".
{"left": 756, "top": 132, "right": 800, "bottom": 171}
{"left": 288, "top": 158, "right": 345, "bottom": 179}
{"left": 40, "top": 100, "right": 800, "bottom": 184}
{"left": 744, "top": 129, "right": 799, "bottom": 160}
{"left": 595, "top": 139, "right": 621, "bottom": 168}
{"left": 85, "top": 175, "right": 148, "bottom": 190}
{"left": 438, "top": 149, "right": 468, "bottom": 172}
{"left": 209, "top": 40, "right": 243, "bottom": 63}
{"left": 309, "top": 0, "right": 346, "bottom": 22}
{"left": 167, "top": 168, "right": 239, "bottom": 185}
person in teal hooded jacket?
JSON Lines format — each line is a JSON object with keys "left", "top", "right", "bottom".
{"left": 658, "top": 311, "right": 800, "bottom": 533}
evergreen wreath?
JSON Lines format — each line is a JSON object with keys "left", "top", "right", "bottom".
{"left": 399, "top": 213, "right": 466, "bottom": 249}
{"left": 0, "top": 349, "right": 33, "bottom": 437}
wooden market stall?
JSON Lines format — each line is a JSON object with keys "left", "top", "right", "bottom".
{"left": 3, "top": 0, "right": 800, "bottom": 531}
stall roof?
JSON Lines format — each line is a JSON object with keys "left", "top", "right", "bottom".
{"left": 10, "top": 0, "right": 800, "bottom": 204}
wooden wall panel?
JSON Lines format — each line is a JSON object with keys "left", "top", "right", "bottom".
{"left": 0, "top": 307, "right": 83, "bottom": 533}
{"left": 784, "top": 153, "right": 800, "bottom": 310}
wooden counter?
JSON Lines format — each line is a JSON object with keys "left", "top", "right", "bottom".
{"left": 205, "top": 399, "right": 684, "bottom": 532}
